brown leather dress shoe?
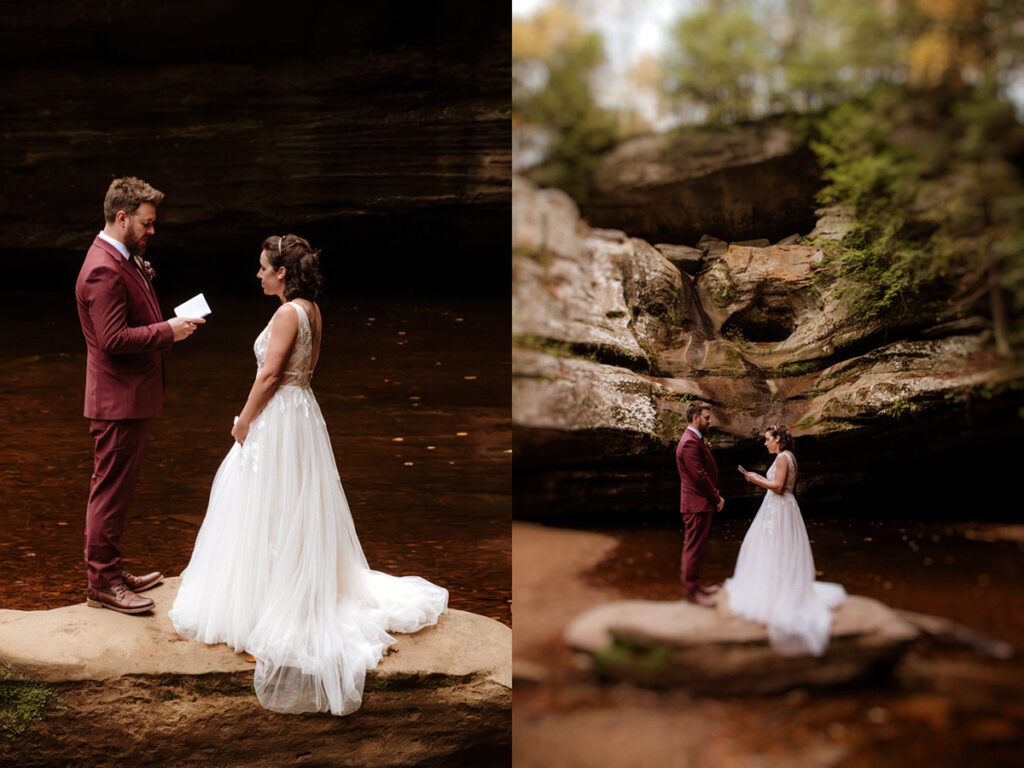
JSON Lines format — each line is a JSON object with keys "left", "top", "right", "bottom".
{"left": 86, "top": 583, "right": 154, "bottom": 614}
{"left": 685, "top": 591, "right": 717, "bottom": 608}
{"left": 121, "top": 569, "right": 163, "bottom": 593}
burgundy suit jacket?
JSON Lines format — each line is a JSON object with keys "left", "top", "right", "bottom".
{"left": 675, "top": 428, "right": 721, "bottom": 516}
{"left": 75, "top": 235, "right": 174, "bottom": 420}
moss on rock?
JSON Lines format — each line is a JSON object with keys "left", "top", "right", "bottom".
{"left": 0, "top": 664, "right": 62, "bottom": 740}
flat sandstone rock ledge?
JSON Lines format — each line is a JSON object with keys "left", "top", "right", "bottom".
{"left": 565, "top": 593, "right": 920, "bottom": 695}
{"left": 0, "top": 578, "right": 510, "bottom": 768}
{"left": 0, "top": 577, "right": 510, "bottom": 688}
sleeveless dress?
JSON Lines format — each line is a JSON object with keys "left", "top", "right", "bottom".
{"left": 723, "top": 451, "right": 845, "bottom": 657}
{"left": 169, "top": 301, "right": 448, "bottom": 715}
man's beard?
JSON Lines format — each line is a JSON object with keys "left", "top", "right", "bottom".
{"left": 125, "top": 232, "right": 148, "bottom": 258}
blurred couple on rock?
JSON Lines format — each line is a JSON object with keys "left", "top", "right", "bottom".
{"left": 74, "top": 176, "right": 447, "bottom": 714}
{"left": 676, "top": 401, "right": 845, "bottom": 656}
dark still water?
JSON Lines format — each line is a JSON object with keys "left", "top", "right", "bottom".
{"left": 0, "top": 291, "right": 511, "bottom": 625}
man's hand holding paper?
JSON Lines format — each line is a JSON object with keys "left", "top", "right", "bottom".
{"left": 170, "top": 293, "right": 210, "bottom": 341}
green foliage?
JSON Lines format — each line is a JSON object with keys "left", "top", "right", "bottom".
{"left": 955, "top": 81, "right": 1024, "bottom": 314}
{"left": 810, "top": 81, "right": 1024, "bottom": 322}
{"left": 770, "top": 358, "right": 830, "bottom": 378}
{"left": 794, "top": 415, "right": 816, "bottom": 430}
{"left": 0, "top": 665, "right": 61, "bottom": 739}
{"left": 663, "top": 0, "right": 910, "bottom": 123}
{"left": 513, "top": 333, "right": 651, "bottom": 373}
{"left": 779, "top": 0, "right": 911, "bottom": 111}
{"left": 515, "top": 23, "right": 621, "bottom": 200}
{"left": 664, "top": 4, "right": 768, "bottom": 123}
{"left": 592, "top": 632, "right": 671, "bottom": 684}
{"left": 659, "top": 0, "right": 1024, "bottom": 336}
{"left": 887, "top": 397, "right": 921, "bottom": 421}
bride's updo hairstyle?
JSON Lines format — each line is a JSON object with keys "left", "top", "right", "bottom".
{"left": 767, "top": 425, "right": 795, "bottom": 452}
{"left": 263, "top": 234, "right": 323, "bottom": 301}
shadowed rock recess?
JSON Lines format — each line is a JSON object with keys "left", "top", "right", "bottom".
{"left": 513, "top": 160, "right": 1024, "bottom": 519}
{"left": 0, "top": 1, "right": 510, "bottom": 297}
{"left": 531, "top": 120, "right": 822, "bottom": 246}
{"left": 0, "top": 578, "right": 511, "bottom": 768}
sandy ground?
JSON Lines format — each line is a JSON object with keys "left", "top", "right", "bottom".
{"left": 512, "top": 521, "right": 619, "bottom": 673}
{"left": 511, "top": 522, "right": 1024, "bottom": 768}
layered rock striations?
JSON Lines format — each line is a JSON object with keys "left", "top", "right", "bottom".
{"left": 513, "top": 174, "right": 1024, "bottom": 517}
{"left": 0, "top": 2, "right": 510, "bottom": 296}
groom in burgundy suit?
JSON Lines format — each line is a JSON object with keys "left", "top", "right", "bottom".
{"left": 676, "top": 401, "right": 724, "bottom": 607}
{"left": 75, "top": 176, "right": 205, "bottom": 614}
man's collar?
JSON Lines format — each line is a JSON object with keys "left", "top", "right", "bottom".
{"left": 98, "top": 230, "right": 131, "bottom": 260}
{"left": 686, "top": 425, "right": 703, "bottom": 439}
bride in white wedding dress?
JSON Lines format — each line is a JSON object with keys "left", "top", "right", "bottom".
{"left": 169, "top": 234, "right": 448, "bottom": 715}
{"left": 724, "top": 425, "right": 845, "bottom": 657}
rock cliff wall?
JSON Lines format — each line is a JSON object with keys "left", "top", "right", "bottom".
{"left": 513, "top": 174, "right": 1024, "bottom": 518}
{"left": 0, "top": 1, "right": 510, "bottom": 297}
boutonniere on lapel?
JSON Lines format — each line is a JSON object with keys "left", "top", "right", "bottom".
{"left": 703, "top": 437, "right": 712, "bottom": 448}
{"left": 134, "top": 255, "right": 156, "bottom": 282}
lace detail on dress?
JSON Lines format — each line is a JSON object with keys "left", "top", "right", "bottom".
{"left": 781, "top": 451, "right": 797, "bottom": 494}
{"left": 245, "top": 303, "right": 317, "bottom": 472}
{"left": 254, "top": 302, "right": 314, "bottom": 387}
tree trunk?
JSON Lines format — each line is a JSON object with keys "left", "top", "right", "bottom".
{"left": 989, "top": 263, "right": 1012, "bottom": 358}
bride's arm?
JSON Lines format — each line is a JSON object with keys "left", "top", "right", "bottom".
{"left": 231, "top": 305, "right": 300, "bottom": 444}
{"left": 743, "top": 458, "right": 788, "bottom": 493}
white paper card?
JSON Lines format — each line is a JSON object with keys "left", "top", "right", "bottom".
{"left": 174, "top": 293, "right": 212, "bottom": 318}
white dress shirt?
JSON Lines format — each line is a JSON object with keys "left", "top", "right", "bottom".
{"left": 98, "top": 230, "right": 131, "bottom": 260}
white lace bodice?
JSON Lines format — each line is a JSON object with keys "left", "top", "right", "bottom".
{"left": 254, "top": 302, "right": 314, "bottom": 387}
{"left": 767, "top": 451, "right": 797, "bottom": 495}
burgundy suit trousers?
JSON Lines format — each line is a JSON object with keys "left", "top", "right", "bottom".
{"left": 680, "top": 511, "right": 714, "bottom": 596}
{"left": 84, "top": 418, "right": 153, "bottom": 588}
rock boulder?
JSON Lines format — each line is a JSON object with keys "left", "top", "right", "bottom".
{"left": 565, "top": 593, "right": 920, "bottom": 695}
{"left": 574, "top": 122, "right": 822, "bottom": 245}
{"left": 0, "top": 577, "right": 510, "bottom": 768}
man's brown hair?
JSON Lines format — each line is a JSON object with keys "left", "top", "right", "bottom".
{"left": 103, "top": 176, "right": 164, "bottom": 222}
{"left": 685, "top": 401, "right": 710, "bottom": 422}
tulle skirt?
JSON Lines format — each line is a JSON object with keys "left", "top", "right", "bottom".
{"left": 723, "top": 490, "right": 845, "bottom": 657}
{"left": 168, "top": 384, "right": 449, "bottom": 715}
